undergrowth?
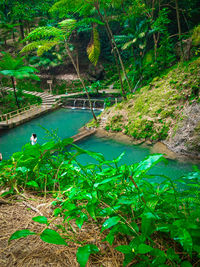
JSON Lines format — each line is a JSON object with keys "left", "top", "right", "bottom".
{"left": 0, "top": 138, "right": 200, "bottom": 266}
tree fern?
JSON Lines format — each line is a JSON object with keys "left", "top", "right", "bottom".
{"left": 23, "top": 27, "right": 63, "bottom": 42}
{"left": 21, "top": 41, "right": 53, "bottom": 54}
{"left": 87, "top": 24, "right": 100, "bottom": 66}
{"left": 37, "top": 41, "right": 59, "bottom": 57}
{"left": 49, "top": 0, "right": 85, "bottom": 17}
{"left": 58, "top": 19, "right": 76, "bottom": 36}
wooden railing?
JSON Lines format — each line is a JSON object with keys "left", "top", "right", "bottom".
{"left": 0, "top": 104, "right": 42, "bottom": 124}
{"left": 65, "top": 86, "right": 120, "bottom": 94}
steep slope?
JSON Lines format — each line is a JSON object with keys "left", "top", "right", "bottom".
{"left": 97, "top": 57, "right": 200, "bottom": 158}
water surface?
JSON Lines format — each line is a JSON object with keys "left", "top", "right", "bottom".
{"left": 77, "top": 135, "right": 195, "bottom": 180}
{"left": 0, "top": 109, "right": 94, "bottom": 159}
{"left": 0, "top": 108, "right": 196, "bottom": 180}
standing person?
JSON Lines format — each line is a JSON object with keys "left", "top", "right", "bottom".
{"left": 30, "top": 133, "right": 37, "bottom": 145}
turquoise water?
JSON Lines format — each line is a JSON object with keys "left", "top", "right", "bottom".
{"left": 0, "top": 109, "right": 95, "bottom": 159}
{"left": 76, "top": 136, "right": 194, "bottom": 180}
{"left": 0, "top": 108, "right": 196, "bottom": 179}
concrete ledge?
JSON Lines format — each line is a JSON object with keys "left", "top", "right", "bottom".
{"left": 72, "top": 128, "right": 96, "bottom": 143}
{"left": 0, "top": 106, "right": 57, "bottom": 130}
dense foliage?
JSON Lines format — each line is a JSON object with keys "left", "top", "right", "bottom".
{"left": 0, "top": 1, "right": 200, "bottom": 266}
{"left": 1, "top": 0, "right": 200, "bottom": 93}
{"left": 0, "top": 138, "right": 199, "bottom": 266}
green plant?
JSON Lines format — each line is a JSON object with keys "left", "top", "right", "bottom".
{"left": 0, "top": 52, "right": 39, "bottom": 109}
{"left": 0, "top": 136, "right": 199, "bottom": 266}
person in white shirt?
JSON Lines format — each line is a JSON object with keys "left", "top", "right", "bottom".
{"left": 30, "top": 133, "right": 37, "bottom": 145}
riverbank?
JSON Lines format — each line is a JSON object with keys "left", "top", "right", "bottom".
{"left": 93, "top": 58, "right": 200, "bottom": 161}
{"left": 94, "top": 128, "right": 200, "bottom": 163}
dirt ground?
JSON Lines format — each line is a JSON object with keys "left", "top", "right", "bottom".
{"left": 0, "top": 193, "right": 122, "bottom": 267}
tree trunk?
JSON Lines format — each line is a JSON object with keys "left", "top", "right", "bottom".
{"left": 103, "top": 10, "right": 132, "bottom": 92}
{"left": 11, "top": 77, "right": 20, "bottom": 109}
{"left": 65, "top": 44, "right": 97, "bottom": 122}
{"left": 175, "top": 0, "right": 181, "bottom": 39}
{"left": 19, "top": 19, "right": 25, "bottom": 41}
{"left": 94, "top": 4, "right": 132, "bottom": 93}
{"left": 12, "top": 31, "right": 15, "bottom": 42}
{"left": 175, "top": 0, "right": 183, "bottom": 59}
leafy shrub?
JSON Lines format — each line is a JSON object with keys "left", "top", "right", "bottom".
{"left": 1, "top": 140, "right": 199, "bottom": 266}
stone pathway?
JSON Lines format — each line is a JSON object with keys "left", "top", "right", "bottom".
{"left": 0, "top": 86, "right": 120, "bottom": 129}
{"left": 2, "top": 87, "right": 60, "bottom": 108}
{"left": 0, "top": 87, "right": 61, "bottom": 129}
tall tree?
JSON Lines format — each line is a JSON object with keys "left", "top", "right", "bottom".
{"left": 0, "top": 53, "right": 39, "bottom": 109}
{"left": 20, "top": 20, "right": 98, "bottom": 121}
{"left": 50, "top": 0, "right": 132, "bottom": 94}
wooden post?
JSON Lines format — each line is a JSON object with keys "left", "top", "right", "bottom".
{"left": 47, "top": 80, "right": 53, "bottom": 94}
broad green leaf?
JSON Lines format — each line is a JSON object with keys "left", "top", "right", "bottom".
{"left": 101, "top": 216, "right": 121, "bottom": 232}
{"left": 16, "top": 166, "right": 28, "bottom": 173}
{"left": 9, "top": 229, "right": 36, "bottom": 242}
{"left": 133, "top": 154, "right": 167, "bottom": 178}
{"left": 53, "top": 208, "right": 62, "bottom": 216}
{"left": 104, "top": 230, "right": 116, "bottom": 245}
{"left": 76, "top": 213, "right": 88, "bottom": 229}
{"left": 141, "top": 216, "right": 155, "bottom": 236}
{"left": 193, "top": 244, "right": 200, "bottom": 254}
{"left": 86, "top": 204, "right": 96, "bottom": 220}
{"left": 115, "top": 245, "right": 132, "bottom": 254}
{"left": 77, "top": 244, "right": 99, "bottom": 267}
{"left": 181, "top": 261, "right": 193, "bottom": 267}
{"left": 26, "top": 181, "right": 39, "bottom": 188}
{"left": 32, "top": 216, "right": 48, "bottom": 225}
{"left": 123, "top": 252, "right": 135, "bottom": 267}
{"left": 72, "top": 144, "right": 105, "bottom": 162}
{"left": 94, "top": 174, "right": 122, "bottom": 188}
{"left": 118, "top": 197, "right": 134, "bottom": 205}
{"left": 173, "top": 228, "right": 193, "bottom": 254}
{"left": 138, "top": 244, "right": 153, "bottom": 254}
{"left": 40, "top": 229, "right": 67, "bottom": 245}
{"left": 166, "top": 248, "right": 180, "bottom": 262}
{"left": 61, "top": 137, "right": 73, "bottom": 146}
{"left": 41, "top": 141, "right": 57, "bottom": 151}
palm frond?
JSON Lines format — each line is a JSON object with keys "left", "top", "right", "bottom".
{"left": 87, "top": 25, "right": 100, "bottom": 66}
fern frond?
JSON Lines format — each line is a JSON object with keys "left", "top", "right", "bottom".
{"left": 122, "top": 40, "right": 134, "bottom": 50}
{"left": 20, "top": 41, "right": 49, "bottom": 54}
{"left": 87, "top": 25, "right": 100, "bottom": 66}
{"left": 114, "top": 34, "right": 134, "bottom": 43}
{"left": 24, "top": 27, "right": 64, "bottom": 42}
{"left": 58, "top": 19, "right": 76, "bottom": 34}
{"left": 50, "top": 0, "right": 84, "bottom": 17}
{"left": 37, "top": 41, "right": 58, "bottom": 56}
{"left": 21, "top": 40, "right": 58, "bottom": 56}
{"left": 77, "top": 18, "right": 105, "bottom": 28}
